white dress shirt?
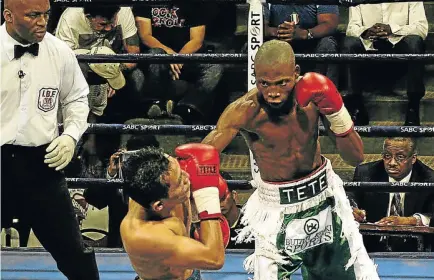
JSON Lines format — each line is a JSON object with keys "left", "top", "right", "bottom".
{"left": 388, "top": 171, "right": 430, "bottom": 226}
{"left": 346, "top": 2, "right": 428, "bottom": 51}
{"left": 1, "top": 24, "right": 89, "bottom": 147}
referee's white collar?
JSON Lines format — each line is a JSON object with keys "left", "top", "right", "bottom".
{"left": 1, "top": 23, "right": 38, "bottom": 61}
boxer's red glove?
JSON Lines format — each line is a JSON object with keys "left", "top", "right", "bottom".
{"left": 175, "top": 144, "right": 227, "bottom": 220}
{"left": 295, "top": 72, "right": 354, "bottom": 136}
{"left": 194, "top": 216, "right": 231, "bottom": 248}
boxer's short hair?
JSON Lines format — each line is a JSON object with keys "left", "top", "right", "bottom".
{"left": 122, "top": 147, "right": 170, "bottom": 208}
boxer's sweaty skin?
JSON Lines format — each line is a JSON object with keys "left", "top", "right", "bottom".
{"left": 120, "top": 154, "right": 223, "bottom": 280}
{"left": 204, "top": 88, "right": 322, "bottom": 182}
{"left": 203, "top": 60, "right": 363, "bottom": 182}
{"left": 121, "top": 200, "right": 194, "bottom": 280}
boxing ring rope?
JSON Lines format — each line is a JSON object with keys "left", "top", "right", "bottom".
{"left": 78, "top": 123, "right": 434, "bottom": 137}
{"left": 75, "top": 53, "right": 434, "bottom": 64}
{"left": 64, "top": 178, "right": 434, "bottom": 191}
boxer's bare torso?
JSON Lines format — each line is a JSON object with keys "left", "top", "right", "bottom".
{"left": 121, "top": 200, "right": 194, "bottom": 280}
{"left": 203, "top": 88, "right": 322, "bottom": 182}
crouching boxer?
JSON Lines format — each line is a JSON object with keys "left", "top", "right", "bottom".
{"left": 120, "top": 144, "right": 230, "bottom": 280}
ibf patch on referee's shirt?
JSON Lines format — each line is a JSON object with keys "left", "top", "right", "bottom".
{"left": 198, "top": 165, "right": 217, "bottom": 176}
{"left": 38, "top": 88, "right": 59, "bottom": 112}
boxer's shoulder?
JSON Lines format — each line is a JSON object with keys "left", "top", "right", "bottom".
{"left": 224, "top": 89, "right": 260, "bottom": 125}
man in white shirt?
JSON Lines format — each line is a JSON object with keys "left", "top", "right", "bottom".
{"left": 342, "top": 2, "right": 428, "bottom": 127}
{"left": 1, "top": 0, "right": 99, "bottom": 278}
{"left": 350, "top": 137, "right": 434, "bottom": 252}
{"left": 56, "top": 5, "right": 144, "bottom": 170}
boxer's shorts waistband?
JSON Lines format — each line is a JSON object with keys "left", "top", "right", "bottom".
{"left": 254, "top": 156, "right": 331, "bottom": 205}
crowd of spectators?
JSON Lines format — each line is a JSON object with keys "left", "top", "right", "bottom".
{"left": 2, "top": 1, "right": 433, "bottom": 253}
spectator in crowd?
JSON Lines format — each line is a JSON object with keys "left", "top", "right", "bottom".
{"left": 350, "top": 137, "right": 434, "bottom": 252}
{"left": 219, "top": 172, "right": 254, "bottom": 249}
{"left": 83, "top": 134, "right": 159, "bottom": 248}
{"left": 342, "top": 2, "right": 428, "bottom": 126}
{"left": 133, "top": 2, "right": 224, "bottom": 124}
{"left": 263, "top": 3, "right": 339, "bottom": 86}
{"left": 1, "top": 0, "right": 99, "bottom": 278}
{"left": 55, "top": 5, "right": 144, "bottom": 170}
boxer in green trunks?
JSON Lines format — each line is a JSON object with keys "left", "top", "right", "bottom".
{"left": 202, "top": 40, "right": 379, "bottom": 280}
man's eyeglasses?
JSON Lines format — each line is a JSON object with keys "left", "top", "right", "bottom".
{"left": 381, "top": 153, "right": 413, "bottom": 163}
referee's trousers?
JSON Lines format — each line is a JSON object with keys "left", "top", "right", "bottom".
{"left": 1, "top": 144, "right": 100, "bottom": 280}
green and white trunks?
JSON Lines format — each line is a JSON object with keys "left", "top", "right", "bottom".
{"left": 235, "top": 153, "right": 379, "bottom": 280}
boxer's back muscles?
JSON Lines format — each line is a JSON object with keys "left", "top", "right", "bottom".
{"left": 203, "top": 89, "right": 323, "bottom": 182}
{"left": 121, "top": 201, "right": 223, "bottom": 280}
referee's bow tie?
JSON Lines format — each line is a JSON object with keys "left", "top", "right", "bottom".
{"left": 14, "top": 43, "right": 39, "bottom": 59}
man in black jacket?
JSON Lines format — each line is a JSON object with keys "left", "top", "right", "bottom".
{"left": 350, "top": 137, "right": 434, "bottom": 252}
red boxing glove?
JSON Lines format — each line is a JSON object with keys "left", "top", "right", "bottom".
{"left": 175, "top": 143, "right": 222, "bottom": 220}
{"left": 193, "top": 216, "right": 231, "bottom": 248}
{"left": 295, "top": 72, "right": 353, "bottom": 136}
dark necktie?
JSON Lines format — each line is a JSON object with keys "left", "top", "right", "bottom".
{"left": 14, "top": 43, "right": 39, "bottom": 59}
{"left": 390, "top": 193, "right": 403, "bottom": 217}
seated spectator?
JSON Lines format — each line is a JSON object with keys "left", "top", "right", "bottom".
{"left": 350, "top": 137, "right": 434, "bottom": 252}
{"left": 83, "top": 134, "right": 159, "bottom": 248}
{"left": 133, "top": 2, "right": 224, "bottom": 124}
{"left": 263, "top": 3, "right": 339, "bottom": 86}
{"left": 55, "top": 5, "right": 145, "bottom": 168}
{"left": 342, "top": 2, "right": 428, "bottom": 126}
{"left": 219, "top": 172, "right": 254, "bottom": 249}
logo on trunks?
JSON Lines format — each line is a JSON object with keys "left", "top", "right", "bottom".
{"left": 278, "top": 169, "right": 328, "bottom": 204}
{"left": 304, "top": 218, "right": 319, "bottom": 235}
{"left": 198, "top": 164, "right": 217, "bottom": 176}
{"left": 285, "top": 225, "right": 333, "bottom": 255}
{"left": 38, "top": 88, "right": 59, "bottom": 112}
{"left": 283, "top": 207, "right": 334, "bottom": 255}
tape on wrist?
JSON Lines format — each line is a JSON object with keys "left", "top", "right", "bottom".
{"left": 325, "top": 106, "right": 354, "bottom": 136}
{"left": 192, "top": 187, "right": 221, "bottom": 218}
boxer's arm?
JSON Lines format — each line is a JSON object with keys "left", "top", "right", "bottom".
{"left": 297, "top": 73, "right": 364, "bottom": 166}
{"left": 202, "top": 96, "right": 255, "bottom": 152}
{"left": 171, "top": 199, "right": 192, "bottom": 236}
{"left": 155, "top": 220, "right": 225, "bottom": 269}
{"left": 323, "top": 117, "right": 364, "bottom": 166}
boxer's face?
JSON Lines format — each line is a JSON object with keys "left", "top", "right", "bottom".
{"left": 3, "top": 0, "right": 50, "bottom": 44}
{"left": 220, "top": 190, "right": 237, "bottom": 215}
{"left": 256, "top": 62, "right": 300, "bottom": 117}
{"left": 382, "top": 140, "right": 416, "bottom": 181}
{"left": 160, "top": 156, "right": 191, "bottom": 210}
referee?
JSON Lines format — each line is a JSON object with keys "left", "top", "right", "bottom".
{"left": 1, "top": 0, "right": 99, "bottom": 279}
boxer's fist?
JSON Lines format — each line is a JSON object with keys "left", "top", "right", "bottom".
{"left": 175, "top": 143, "right": 220, "bottom": 190}
{"left": 193, "top": 216, "right": 231, "bottom": 248}
{"left": 295, "top": 73, "right": 353, "bottom": 136}
{"left": 295, "top": 72, "right": 343, "bottom": 115}
{"left": 175, "top": 144, "right": 222, "bottom": 220}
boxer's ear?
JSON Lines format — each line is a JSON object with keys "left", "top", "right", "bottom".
{"left": 151, "top": 201, "right": 164, "bottom": 213}
{"left": 294, "top": 65, "right": 300, "bottom": 78}
{"left": 232, "top": 190, "right": 239, "bottom": 203}
{"left": 3, "top": 9, "right": 12, "bottom": 23}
